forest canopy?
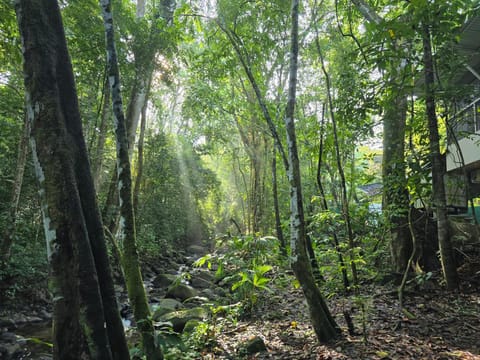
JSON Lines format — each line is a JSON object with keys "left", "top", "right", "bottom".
{"left": 1, "top": 0, "right": 480, "bottom": 359}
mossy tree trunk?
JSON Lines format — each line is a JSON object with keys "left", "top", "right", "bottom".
{"left": 284, "top": 0, "right": 340, "bottom": 343}
{"left": 99, "top": 0, "right": 163, "bottom": 358}
{"left": 421, "top": 22, "right": 458, "bottom": 289}
{"left": 14, "top": 0, "right": 129, "bottom": 359}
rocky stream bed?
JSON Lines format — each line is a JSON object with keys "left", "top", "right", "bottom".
{"left": 1, "top": 244, "right": 480, "bottom": 359}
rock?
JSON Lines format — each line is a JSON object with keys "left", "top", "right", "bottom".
{"left": 166, "top": 283, "right": 198, "bottom": 302}
{"left": 158, "top": 307, "right": 208, "bottom": 333}
{"left": 0, "top": 332, "right": 24, "bottom": 360}
{"left": 187, "top": 244, "right": 207, "bottom": 256}
{"left": 239, "top": 336, "right": 267, "bottom": 355}
{"left": 0, "top": 332, "right": 17, "bottom": 342}
{"left": 183, "top": 296, "right": 210, "bottom": 308}
{"left": 152, "top": 273, "right": 178, "bottom": 288}
{"left": 25, "top": 316, "right": 44, "bottom": 323}
{"left": 152, "top": 299, "right": 185, "bottom": 320}
{"left": 183, "top": 319, "right": 200, "bottom": 334}
{"left": 0, "top": 318, "right": 16, "bottom": 330}
{"left": 199, "top": 288, "right": 216, "bottom": 300}
{"left": 213, "top": 286, "right": 227, "bottom": 298}
{"left": 38, "top": 309, "right": 52, "bottom": 321}
{"left": 0, "top": 342, "right": 22, "bottom": 360}
{"left": 189, "top": 270, "right": 215, "bottom": 289}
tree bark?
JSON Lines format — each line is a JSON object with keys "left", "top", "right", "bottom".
{"left": 99, "top": 0, "right": 163, "bottom": 358}
{"left": 219, "top": 21, "right": 289, "bottom": 172}
{"left": 315, "top": 31, "right": 358, "bottom": 288}
{"left": 133, "top": 93, "right": 148, "bottom": 215}
{"left": 92, "top": 75, "right": 110, "bottom": 192}
{"left": 272, "top": 146, "right": 287, "bottom": 257}
{"left": 285, "top": 0, "right": 340, "bottom": 343}
{"left": 421, "top": 23, "right": 458, "bottom": 289}
{"left": 316, "top": 105, "right": 350, "bottom": 291}
{"left": 350, "top": 0, "right": 411, "bottom": 274}
{"left": 15, "top": 1, "right": 129, "bottom": 358}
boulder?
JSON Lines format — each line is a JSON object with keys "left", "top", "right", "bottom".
{"left": 239, "top": 336, "right": 267, "bottom": 355}
{"left": 187, "top": 244, "right": 207, "bottom": 256}
{"left": 183, "top": 319, "right": 200, "bottom": 334}
{"left": 189, "top": 270, "right": 215, "bottom": 289}
{"left": 158, "top": 307, "right": 207, "bottom": 333}
{"left": 166, "top": 283, "right": 198, "bottom": 302}
{"left": 152, "top": 273, "right": 178, "bottom": 288}
{"left": 183, "top": 296, "right": 210, "bottom": 308}
{"left": 0, "top": 318, "right": 16, "bottom": 330}
{"left": 152, "top": 299, "right": 185, "bottom": 320}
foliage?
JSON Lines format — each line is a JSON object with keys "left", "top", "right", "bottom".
{"left": 309, "top": 200, "right": 387, "bottom": 294}
{"left": 136, "top": 131, "right": 221, "bottom": 254}
{"left": 195, "top": 234, "right": 279, "bottom": 314}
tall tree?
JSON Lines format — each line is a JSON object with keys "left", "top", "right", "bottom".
{"left": 350, "top": 0, "right": 412, "bottom": 274}
{"left": 284, "top": 0, "right": 340, "bottom": 342}
{"left": 99, "top": 0, "right": 163, "bottom": 358}
{"left": 14, "top": 0, "right": 129, "bottom": 358}
{"left": 421, "top": 18, "right": 458, "bottom": 289}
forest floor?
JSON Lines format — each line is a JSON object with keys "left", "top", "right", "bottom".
{"left": 1, "top": 255, "right": 480, "bottom": 360}
{"left": 200, "top": 274, "right": 480, "bottom": 359}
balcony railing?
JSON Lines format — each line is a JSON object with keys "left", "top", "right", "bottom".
{"left": 448, "top": 97, "right": 480, "bottom": 144}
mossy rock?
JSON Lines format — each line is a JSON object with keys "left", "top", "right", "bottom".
{"left": 152, "top": 273, "right": 178, "bottom": 288}
{"left": 159, "top": 307, "right": 208, "bottom": 333}
{"left": 239, "top": 336, "right": 267, "bottom": 355}
{"left": 183, "top": 319, "right": 201, "bottom": 334}
{"left": 183, "top": 296, "right": 210, "bottom": 308}
{"left": 166, "top": 283, "right": 198, "bottom": 302}
{"left": 189, "top": 270, "right": 215, "bottom": 289}
{"left": 152, "top": 298, "right": 185, "bottom": 320}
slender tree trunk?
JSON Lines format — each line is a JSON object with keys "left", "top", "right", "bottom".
{"left": 219, "top": 21, "right": 289, "bottom": 172}
{"left": 92, "top": 75, "right": 111, "bottom": 191}
{"left": 383, "top": 96, "right": 411, "bottom": 273}
{"left": 133, "top": 95, "right": 148, "bottom": 215}
{"left": 272, "top": 146, "right": 287, "bottom": 257}
{"left": 421, "top": 23, "right": 458, "bottom": 289}
{"left": 0, "top": 114, "right": 29, "bottom": 263}
{"left": 15, "top": 1, "right": 129, "bottom": 358}
{"left": 316, "top": 34, "right": 358, "bottom": 287}
{"left": 316, "top": 106, "right": 350, "bottom": 291}
{"left": 285, "top": 0, "right": 340, "bottom": 342}
{"left": 350, "top": 0, "right": 411, "bottom": 274}
{"left": 99, "top": 0, "right": 163, "bottom": 359}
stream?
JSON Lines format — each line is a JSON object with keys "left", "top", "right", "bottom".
{"left": 3, "top": 247, "right": 208, "bottom": 359}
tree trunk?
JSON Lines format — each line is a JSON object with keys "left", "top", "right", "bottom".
{"left": 316, "top": 105, "right": 350, "bottom": 291}
{"left": 315, "top": 33, "right": 358, "bottom": 287}
{"left": 350, "top": 0, "right": 412, "bottom": 274}
{"left": 133, "top": 94, "right": 148, "bottom": 215}
{"left": 383, "top": 96, "right": 411, "bottom": 274}
{"left": 92, "top": 75, "right": 110, "bottom": 192}
{"left": 421, "top": 23, "right": 458, "bottom": 289}
{"left": 15, "top": 1, "right": 129, "bottom": 358}
{"left": 285, "top": 0, "right": 340, "bottom": 343}
{"left": 99, "top": 0, "right": 163, "bottom": 358}
{"left": 272, "top": 146, "right": 287, "bottom": 257}
{"left": 0, "top": 114, "right": 29, "bottom": 264}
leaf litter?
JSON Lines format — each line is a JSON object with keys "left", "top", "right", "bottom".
{"left": 200, "top": 273, "right": 480, "bottom": 359}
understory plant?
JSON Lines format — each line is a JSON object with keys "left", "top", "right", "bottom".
{"left": 194, "top": 234, "right": 278, "bottom": 315}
